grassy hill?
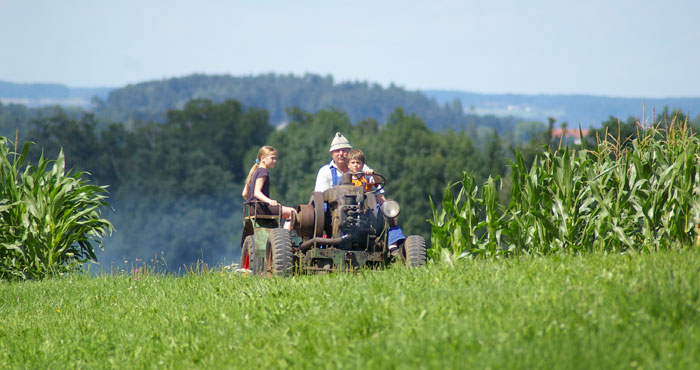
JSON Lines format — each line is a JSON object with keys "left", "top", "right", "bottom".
{"left": 2, "top": 250, "right": 698, "bottom": 368}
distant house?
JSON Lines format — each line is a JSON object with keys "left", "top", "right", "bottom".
{"left": 551, "top": 128, "right": 590, "bottom": 145}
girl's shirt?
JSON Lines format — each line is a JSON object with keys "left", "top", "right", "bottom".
{"left": 246, "top": 167, "right": 270, "bottom": 202}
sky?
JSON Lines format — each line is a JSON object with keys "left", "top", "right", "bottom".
{"left": 1, "top": 0, "right": 699, "bottom": 98}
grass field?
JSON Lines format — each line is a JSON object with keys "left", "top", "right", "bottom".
{"left": 1, "top": 249, "right": 699, "bottom": 369}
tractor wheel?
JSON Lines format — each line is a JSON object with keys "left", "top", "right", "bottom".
{"left": 265, "top": 228, "right": 293, "bottom": 276}
{"left": 242, "top": 235, "right": 264, "bottom": 274}
{"left": 403, "top": 235, "right": 427, "bottom": 267}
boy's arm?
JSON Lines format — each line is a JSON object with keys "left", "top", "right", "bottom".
{"left": 364, "top": 172, "right": 385, "bottom": 195}
{"left": 376, "top": 193, "right": 386, "bottom": 204}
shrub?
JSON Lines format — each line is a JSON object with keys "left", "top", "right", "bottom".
{"left": 0, "top": 136, "right": 113, "bottom": 279}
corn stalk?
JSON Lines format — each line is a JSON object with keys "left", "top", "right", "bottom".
{"left": 0, "top": 136, "right": 113, "bottom": 280}
{"left": 429, "top": 117, "right": 700, "bottom": 260}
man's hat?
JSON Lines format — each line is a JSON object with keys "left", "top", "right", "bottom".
{"left": 329, "top": 132, "right": 352, "bottom": 152}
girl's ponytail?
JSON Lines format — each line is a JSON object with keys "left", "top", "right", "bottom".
{"left": 244, "top": 162, "right": 260, "bottom": 198}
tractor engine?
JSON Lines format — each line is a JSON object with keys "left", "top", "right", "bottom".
{"left": 326, "top": 185, "right": 376, "bottom": 240}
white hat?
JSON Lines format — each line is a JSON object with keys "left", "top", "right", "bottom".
{"left": 329, "top": 132, "right": 352, "bottom": 152}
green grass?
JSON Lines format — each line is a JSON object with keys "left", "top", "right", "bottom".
{"left": 1, "top": 250, "right": 699, "bottom": 369}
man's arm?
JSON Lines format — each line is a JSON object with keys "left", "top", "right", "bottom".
{"left": 314, "top": 165, "right": 332, "bottom": 192}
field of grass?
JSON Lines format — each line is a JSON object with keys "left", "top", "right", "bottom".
{"left": 1, "top": 249, "right": 699, "bottom": 369}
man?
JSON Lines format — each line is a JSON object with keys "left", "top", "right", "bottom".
{"left": 314, "top": 132, "right": 404, "bottom": 255}
{"left": 314, "top": 132, "right": 370, "bottom": 192}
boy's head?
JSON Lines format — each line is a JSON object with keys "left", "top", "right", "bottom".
{"left": 348, "top": 149, "right": 365, "bottom": 173}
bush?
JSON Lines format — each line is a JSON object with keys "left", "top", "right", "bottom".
{"left": 0, "top": 136, "right": 113, "bottom": 279}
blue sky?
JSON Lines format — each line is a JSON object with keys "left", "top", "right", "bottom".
{"left": 1, "top": 0, "right": 699, "bottom": 97}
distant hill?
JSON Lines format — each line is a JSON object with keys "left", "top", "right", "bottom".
{"left": 93, "top": 73, "right": 504, "bottom": 132}
{"left": 0, "top": 81, "right": 111, "bottom": 108}
{"left": 4, "top": 75, "right": 698, "bottom": 132}
{"left": 424, "top": 90, "right": 700, "bottom": 128}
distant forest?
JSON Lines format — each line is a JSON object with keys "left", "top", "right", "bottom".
{"left": 1, "top": 73, "right": 699, "bottom": 270}
{"left": 4, "top": 74, "right": 699, "bottom": 132}
{"left": 91, "top": 73, "right": 520, "bottom": 134}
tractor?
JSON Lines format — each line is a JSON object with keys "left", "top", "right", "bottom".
{"left": 240, "top": 172, "right": 427, "bottom": 276}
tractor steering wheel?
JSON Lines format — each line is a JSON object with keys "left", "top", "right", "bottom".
{"left": 348, "top": 172, "right": 386, "bottom": 194}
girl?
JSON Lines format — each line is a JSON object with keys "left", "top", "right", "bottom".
{"left": 242, "top": 146, "right": 295, "bottom": 230}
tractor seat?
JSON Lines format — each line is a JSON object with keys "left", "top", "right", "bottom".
{"left": 243, "top": 201, "right": 283, "bottom": 221}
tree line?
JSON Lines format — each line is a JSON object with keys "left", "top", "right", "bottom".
{"left": 2, "top": 97, "right": 697, "bottom": 270}
{"left": 91, "top": 73, "right": 520, "bottom": 134}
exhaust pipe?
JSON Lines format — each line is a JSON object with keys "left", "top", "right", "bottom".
{"left": 299, "top": 235, "right": 348, "bottom": 251}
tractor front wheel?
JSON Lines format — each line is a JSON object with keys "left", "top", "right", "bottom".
{"left": 265, "top": 228, "right": 293, "bottom": 276}
{"left": 403, "top": 235, "right": 427, "bottom": 267}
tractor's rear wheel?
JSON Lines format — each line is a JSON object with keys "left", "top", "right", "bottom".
{"left": 243, "top": 235, "right": 264, "bottom": 274}
{"left": 265, "top": 228, "right": 293, "bottom": 276}
{"left": 403, "top": 235, "right": 427, "bottom": 267}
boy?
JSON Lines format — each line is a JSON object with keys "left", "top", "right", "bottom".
{"left": 347, "top": 149, "right": 385, "bottom": 203}
{"left": 347, "top": 149, "right": 403, "bottom": 255}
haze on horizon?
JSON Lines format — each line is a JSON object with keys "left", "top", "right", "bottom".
{"left": 1, "top": 0, "right": 699, "bottom": 98}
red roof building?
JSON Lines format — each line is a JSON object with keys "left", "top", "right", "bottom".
{"left": 551, "top": 128, "right": 590, "bottom": 145}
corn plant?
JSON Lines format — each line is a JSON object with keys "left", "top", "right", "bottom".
{"left": 428, "top": 173, "right": 509, "bottom": 261}
{"left": 0, "top": 136, "right": 113, "bottom": 280}
{"left": 430, "top": 116, "right": 700, "bottom": 260}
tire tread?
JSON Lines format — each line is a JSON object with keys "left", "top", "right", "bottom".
{"left": 404, "top": 235, "right": 427, "bottom": 267}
